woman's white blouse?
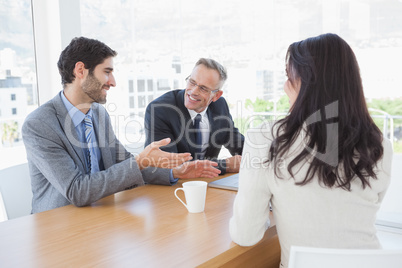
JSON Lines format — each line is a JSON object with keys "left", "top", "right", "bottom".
{"left": 229, "top": 123, "right": 393, "bottom": 268}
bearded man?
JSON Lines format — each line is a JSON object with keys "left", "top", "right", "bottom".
{"left": 22, "top": 37, "right": 194, "bottom": 213}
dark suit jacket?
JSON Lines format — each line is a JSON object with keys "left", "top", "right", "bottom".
{"left": 144, "top": 89, "right": 244, "bottom": 174}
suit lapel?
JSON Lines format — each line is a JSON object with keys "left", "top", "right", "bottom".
{"left": 177, "top": 90, "right": 197, "bottom": 157}
{"left": 53, "top": 92, "right": 87, "bottom": 171}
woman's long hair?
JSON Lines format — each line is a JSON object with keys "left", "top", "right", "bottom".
{"left": 269, "top": 33, "right": 383, "bottom": 190}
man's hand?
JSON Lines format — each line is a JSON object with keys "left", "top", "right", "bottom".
{"left": 135, "top": 138, "right": 192, "bottom": 170}
{"left": 225, "top": 155, "right": 242, "bottom": 173}
{"left": 172, "top": 160, "right": 221, "bottom": 179}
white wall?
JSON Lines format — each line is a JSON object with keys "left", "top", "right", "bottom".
{"left": 31, "top": 0, "right": 81, "bottom": 105}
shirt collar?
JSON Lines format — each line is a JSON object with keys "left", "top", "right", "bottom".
{"left": 60, "top": 91, "right": 92, "bottom": 128}
{"left": 187, "top": 107, "right": 208, "bottom": 121}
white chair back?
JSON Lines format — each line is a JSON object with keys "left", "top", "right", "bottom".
{"left": 0, "top": 163, "right": 32, "bottom": 220}
{"left": 288, "top": 246, "right": 402, "bottom": 268}
{"left": 0, "top": 192, "right": 7, "bottom": 222}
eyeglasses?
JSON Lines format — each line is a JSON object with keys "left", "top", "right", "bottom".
{"left": 185, "top": 76, "right": 219, "bottom": 95}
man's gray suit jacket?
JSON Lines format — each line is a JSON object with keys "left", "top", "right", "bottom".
{"left": 22, "top": 92, "right": 171, "bottom": 213}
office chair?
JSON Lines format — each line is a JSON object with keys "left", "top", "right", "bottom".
{"left": 288, "top": 246, "right": 402, "bottom": 268}
{"left": 0, "top": 163, "right": 32, "bottom": 220}
{"left": 0, "top": 192, "right": 7, "bottom": 222}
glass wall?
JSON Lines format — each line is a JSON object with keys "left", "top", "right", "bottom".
{"left": 79, "top": 0, "right": 402, "bottom": 226}
{"left": 79, "top": 0, "right": 402, "bottom": 147}
{"left": 0, "top": 0, "right": 400, "bottom": 228}
{"left": 0, "top": 0, "right": 38, "bottom": 170}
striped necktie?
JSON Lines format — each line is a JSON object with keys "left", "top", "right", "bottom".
{"left": 84, "top": 114, "right": 93, "bottom": 173}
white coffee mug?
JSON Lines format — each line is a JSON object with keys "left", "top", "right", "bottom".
{"left": 174, "top": 181, "right": 208, "bottom": 213}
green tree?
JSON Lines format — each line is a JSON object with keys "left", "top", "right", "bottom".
{"left": 233, "top": 95, "right": 290, "bottom": 134}
{"left": 367, "top": 98, "right": 402, "bottom": 116}
{"left": 245, "top": 95, "right": 290, "bottom": 113}
{"left": 245, "top": 98, "right": 272, "bottom": 112}
{"left": 367, "top": 98, "right": 402, "bottom": 153}
{"left": 1, "top": 121, "right": 19, "bottom": 147}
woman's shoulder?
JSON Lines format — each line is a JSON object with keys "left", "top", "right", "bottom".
{"left": 382, "top": 137, "right": 393, "bottom": 154}
{"left": 380, "top": 137, "right": 393, "bottom": 174}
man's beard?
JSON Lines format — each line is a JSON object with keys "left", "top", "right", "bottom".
{"left": 82, "top": 73, "right": 108, "bottom": 104}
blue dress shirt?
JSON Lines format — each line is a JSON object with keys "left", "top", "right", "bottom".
{"left": 61, "top": 91, "right": 176, "bottom": 183}
{"left": 61, "top": 91, "right": 102, "bottom": 173}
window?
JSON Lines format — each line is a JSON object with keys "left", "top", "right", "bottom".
{"left": 147, "top": 79, "right": 153, "bottom": 92}
{"left": 138, "top": 96, "right": 146, "bottom": 109}
{"left": 157, "top": 79, "right": 170, "bottom": 91}
{"left": 0, "top": 0, "right": 38, "bottom": 170}
{"left": 128, "top": 80, "right": 134, "bottom": 93}
{"left": 137, "top": 80, "right": 145, "bottom": 92}
{"left": 78, "top": 0, "right": 402, "bottom": 148}
{"left": 173, "top": 79, "right": 179, "bottom": 90}
{"left": 78, "top": 0, "right": 402, "bottom": 231}
{"left": 129, "top": 96, "right": 135, "bottom": 109}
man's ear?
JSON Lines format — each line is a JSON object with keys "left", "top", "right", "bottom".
{"left": 74, "top": 62, "right": 87, "bottom": 79}
{"left": 211, "top": 90, "right": 223, "bottom": 102}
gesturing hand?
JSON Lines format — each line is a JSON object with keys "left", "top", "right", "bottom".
{"left": 135, "top": 138, "right": 192, "bottom": 170}
{"left": 225, "top": 155, "right": 242, "bottom": 173}
{"left": 172, "top": 160, "right": 221, "bottom": 179}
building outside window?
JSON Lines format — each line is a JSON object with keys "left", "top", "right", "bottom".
{"left": 129, "top": 96, "right": 135, "bottom": 109}
{"left": 147, "top": 79, "right": 153, "bottom": 92}
{"left": 137, "top": 80, "right": 145, "bottom": 92}
{"left": 128, "top": 80, "right": 134, "bottom": 93}
{"left": 0, "top": 0, "right": 37, "bottom": 169}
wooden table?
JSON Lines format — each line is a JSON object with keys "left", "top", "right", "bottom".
{"left": 0, "top": 174, "right": 280, "bottom": 267}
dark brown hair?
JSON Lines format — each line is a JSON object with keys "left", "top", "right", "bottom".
{"left": 57, "top": 37, "right": 117, "bottom": 87}
{"left": 269, "top": 33, "right": 383, "bottom": 190}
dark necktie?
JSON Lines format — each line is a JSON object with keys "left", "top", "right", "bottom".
{"left": 194, "top": 114, "right": 202, "bottom": 159}
{"left": 84, "top": 114, "right": 93, "bottom": 173}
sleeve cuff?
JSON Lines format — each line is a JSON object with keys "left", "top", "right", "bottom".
{"left": 217, "top": 159, "right": 227, "bottom": 175}
{"left": 169, "top": 169, "right": 179, "bottom": 185}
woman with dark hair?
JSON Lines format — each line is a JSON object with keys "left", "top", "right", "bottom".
{"left": 229, "top": 33, "right": 393, "bottom": 268}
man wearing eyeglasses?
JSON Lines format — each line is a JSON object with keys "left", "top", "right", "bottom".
{"left": 144, "top": 58, "right": 244, "bottom": 179}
